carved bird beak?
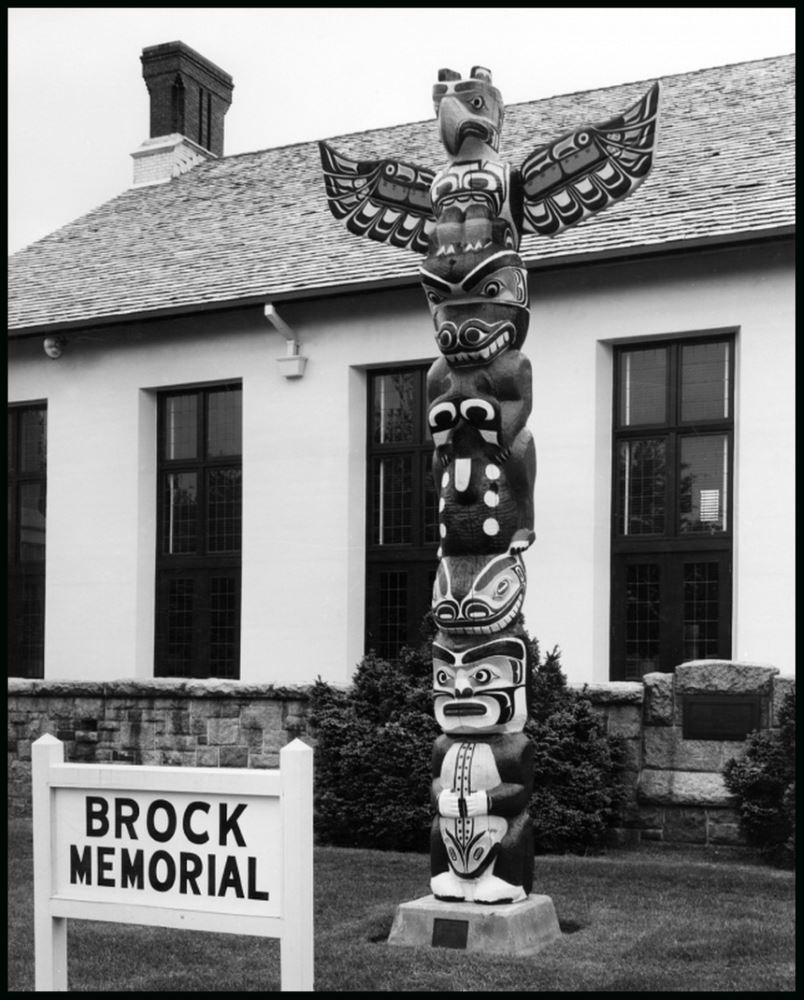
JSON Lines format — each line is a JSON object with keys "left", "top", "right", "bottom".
{"left": 438, "top": 95, "right": 465, "bottom": 156}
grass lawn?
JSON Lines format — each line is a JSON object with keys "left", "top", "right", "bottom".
{"left": 7, "top": 817, "right": 795, "bottom": 991}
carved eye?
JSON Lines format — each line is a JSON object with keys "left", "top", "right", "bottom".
{"left": 463, "top": 326, "right": 483, "bottom": 345}
{"left": 427, "top": 291, "right": 444, "bottom": 305}
{"left": 473, "top": 668, "right": 493, "bottom": 684}
{"left": 470, "top": 96, "right": 485, "bottom": 111}
{"left": 435, "top": 669, "right": 451, "bottom": 686}
{"left": 577, "top": 132, "right": 589, "bottom": 146}
{"left": 482, "top": 280, "right": 501, "bottom": 297}
{"left": 437, "top": 328, "right": 456, "bottom": 350}
{"left": 494, "top": 579, "right": 510, "bottom": 598}
{"left": 384, "top": 163, "right": 396, "bottom": 175}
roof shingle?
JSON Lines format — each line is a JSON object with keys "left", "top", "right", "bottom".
{"left": 8, "top": 55, "right": 794, "bottom": 333}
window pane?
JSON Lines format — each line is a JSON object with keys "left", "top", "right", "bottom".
{"left": 209, "top": 576, "right": 238, "bottom": 678}
{"left": 372, "top": 373, "right": 415, "bottom": 444}
{"left": 372, "top": 455, "right": 412, "bottom": 544}
{"left": 617, "top": 439, "right": 666, "bottom": 535}
{"left": 164, "top": 394, "right": 198, "bottom": 460}
{"left": 679, "top": 434, "right": 727, "bottom": 533}
{"left": 18, "top": 483, "right": 46, "bottom": 561}
{"left": 681, "top": 341, "right": 729, "bottom": 421}
{"left": 619, "top": 348, "right": 667, "bottom": 426}
{"left": 19, "top": 409, "right": 47, "bottom": 471}
{"left": 625, "top": 564, "right": 661, "bottom": 679}
{"left": 207, "top": 388, "right": 242, "bottom": 457}
{"left": 378, "top": 570, "right": 408, "bottom": 659}
{"left": 207, "top": 468, "right": 242, "bottom": 552}
{"left": 422, "top": 454, "right": 439, "bottom": 545}
{"left": 683, "top": 562, "right": 721, "bottom": 661}
{"left": 162, "top": 472, "right": 198, "bottom": 553}
{"left": 165, "top": 578, "right": 194, "bottom": 675}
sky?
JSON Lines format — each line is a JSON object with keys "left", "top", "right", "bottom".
{"left": 7, "top": 7, "right": 796, "bottom": 254}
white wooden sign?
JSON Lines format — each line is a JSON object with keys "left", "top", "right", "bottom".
{"left": 32, "top": 735, "right": 313, "bottom": 991}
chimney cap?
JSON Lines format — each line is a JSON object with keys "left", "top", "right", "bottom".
{"left": 141, "top": 40, "right": 234, "bottom": 90}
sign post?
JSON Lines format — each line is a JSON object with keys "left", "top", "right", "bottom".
{"left": 32, "top": 734, "right": 314, "bottom": 991}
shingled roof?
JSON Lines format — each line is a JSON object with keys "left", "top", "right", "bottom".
{"left": 8, "top": 54, "right": 794, "bottom": 335}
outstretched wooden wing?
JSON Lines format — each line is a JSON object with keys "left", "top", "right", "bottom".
{"left": 519, "top": 82, "right": 660, "bottom": 237}
{"left": 319, "top": 140, "right": 436, "bottom": 254}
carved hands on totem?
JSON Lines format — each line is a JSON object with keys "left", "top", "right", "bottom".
{"left": 320, "top": 64, "right": 658, "bottom": 905}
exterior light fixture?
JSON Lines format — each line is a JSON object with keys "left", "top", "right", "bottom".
{"left": 263, "top": 304, "right": 308, "bottom": 379}
{"left": 43, "top": 336, "right": 66, "bottom": 359}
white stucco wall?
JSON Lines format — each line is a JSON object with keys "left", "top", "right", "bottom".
{"left": 8, "top": 239, "right": 794, "bottom": 685}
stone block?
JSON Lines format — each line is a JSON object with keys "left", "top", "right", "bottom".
{"left": 120, "top": 721, "right": 155, "bottom": 750}
{"left": 75, "top": 699, "right": 104, "bottom": 721}
{"left": 155, "top": 710, "right": 191, "bottom": 736}
{"left": 162, "top": 750, "right": 198, "bottom": 767}
{"left": 675, "top": 661, "right": 777, "bottom": 695}
{"left": 248, "top": 750, "right": 280, "bottom": 769}
{"left": 241, "top": 722, "right": 265, "bottom": 748}
{"left": 637, "top": 805, "right": 665, "bottom": 830}
{"left": 207, "top": 718, "right": 239, "bottom": 745}
{"left": 719, "top": 740, "right": 747, "bottom": 769}
{"left": 242, "top": 703, "right": 284, "bottom": 731}
{"left": 617, "top": 739, "right": 642, "bottom": 772}
{"left": 189, "top": 715, "right": 208, "bottom": 737}
{"left": 220, "top": 746, "right": 249, "bottom": 768}
{"left": 643, "top": 672, "right": 675, "bottom": 725}
{"left": 707, "top": 810, "right": 744, "bottom": 846}
{"left": 155, "top": 734, "right": 196, "bottom": 751}
{"left": 643, "top": 729, "right": 722, "bottom": 771}
{"left": 605, "top": 705, "right": 643, "bottom": 739}
{"left": 196, "top": 747, "right": 220, "bottom": 767}
{"left": 577, "top": 682, "right": 643, "bottom": 705}
{"left": 388, "top": 894, "right": 561, "bottom": 956}
{"left": 638, "top": 769, "right": 735, "bottom": 807}
{"left": 771, "top": 676, "right": 795, "bottom": 727}
{"left": 663, "top": 806, "right": 707, "bottom": 844}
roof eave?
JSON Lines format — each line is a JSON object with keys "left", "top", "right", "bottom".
{"left": 7, "top": 225, "right": 794, "bottom": 339}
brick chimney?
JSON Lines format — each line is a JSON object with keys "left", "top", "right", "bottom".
{"left": 131, "top": 41, "right": 234, "bottom": 187}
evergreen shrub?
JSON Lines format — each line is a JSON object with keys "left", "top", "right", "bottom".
{"left": 309, "top": 626, "right": 625, "bottom": 854}
{"left": 723, "top": 689, "right": 795, "bottom": 867}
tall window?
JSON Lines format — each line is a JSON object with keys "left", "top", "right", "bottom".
{"left": 611, "top": 336, "right": 734, "bottom": 679}
{"left": 8, "top": 404, "right": 47, "bottom": 677}
{"left": 366, "top": 367, "right": 438, "bottom": 659}
{"left": 155, "top": 384, "right": 242, "bottom": 678}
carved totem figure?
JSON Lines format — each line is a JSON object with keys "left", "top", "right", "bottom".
{"left": 320, "top": 67, "right": 659, "bottom": 903}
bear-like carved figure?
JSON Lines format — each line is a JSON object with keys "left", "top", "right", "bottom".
{"left": 430, "top": 630, "right": 534, "bottom": 903}
{"left": 427, "top": 346, "right": 535, "bottom": 558}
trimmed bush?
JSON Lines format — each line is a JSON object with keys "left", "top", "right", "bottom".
{"left": 525, "top": 639, "right": 626, "bottom": 853}
{"left": 309, "top": 631, "right": 625, "bottom": 854}
{"left": 723, "top": 689, "right": 795, "bottom": 867}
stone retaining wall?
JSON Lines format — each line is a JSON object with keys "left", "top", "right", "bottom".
{"left": 8, "top": 667, "right": 794, "bottom": 847}
{"left": 636, "top": 662, "right": 793, "bottom": 846}
{"left": 7, "top": 678, "right": 311, "bottom": 816}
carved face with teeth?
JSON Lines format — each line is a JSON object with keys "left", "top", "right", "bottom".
{"left": 433, "top": 551, "right": 526, "bottom": 633}
{"left": 433, "top": 634, "right": 529, "bottom": 734}
{"left": 420, "top": 250, "right": 529, "bottom": 365}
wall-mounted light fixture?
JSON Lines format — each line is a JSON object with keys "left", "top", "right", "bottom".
{"left": 43, "top": 336, "right": 66, "bottom": 359}
{"left": 263, "top": 304, "right": 308, "bottom": 379}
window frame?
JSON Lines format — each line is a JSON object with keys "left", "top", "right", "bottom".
{"left": 365, "top": 364, "right": 438, "bottom": 659}
{"left": 8, "top": 402, "right": 48, "bottom": 678}
{"left": 610, "top": 334, "right": 735, "bottom": 679}
{"left": 154, "top": 383, "right": 242, "bottom": 678}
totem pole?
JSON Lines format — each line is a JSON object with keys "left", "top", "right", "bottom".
{"left": 320, "top": 68, "right": 659, "bottom": 905}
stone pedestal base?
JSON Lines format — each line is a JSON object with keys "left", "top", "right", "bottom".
{"left": 387, "top": 894, "right": 561, "bottom": 956}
